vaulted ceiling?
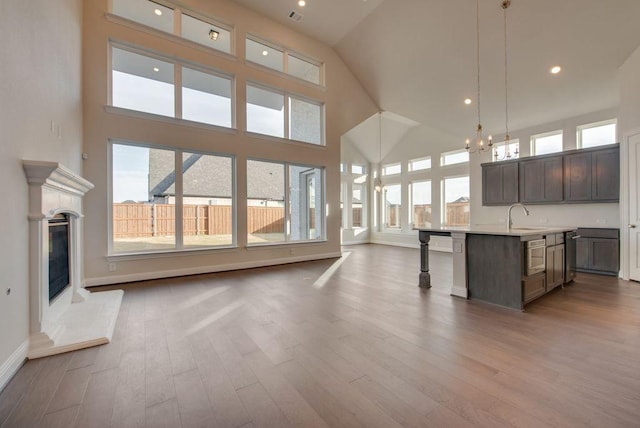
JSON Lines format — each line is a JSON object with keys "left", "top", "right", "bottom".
{"left": 231, "top": 0, "right": 640, "bottom": 151}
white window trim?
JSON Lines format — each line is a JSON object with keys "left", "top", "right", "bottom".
{"left": 408, "top": 156, "right": 432, "bottom": 172}
{"left": 246, "top": 159, "right": 327, "bottom": 246}
{"left": 530, "top": 130, "right": 563, "bottom": 155}
{"left": 246, "top": 81, "right": 325, "bottom": 146}
{"left": 577, "top": 119, "right": 617, "bottom": 149}
{"left": 108, "top": 140, "right": 237, "bottom": 256}
{"left": 109, "top": 41, "right": 236, "bottom": 128}
{"left": 440, "top": 149, "right": 469, "bottom": 167}
{"left": 108, "top": 0, "right": 235, "bottom": 55}
{"left": 245, "top": 34, "right": 325, "bottom": 87}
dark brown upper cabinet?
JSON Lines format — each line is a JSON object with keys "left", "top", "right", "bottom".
{"left": 482, "top": 162, "right": 518, "bottom": 205}
{"left": 481, "top": 144, "right": 619, "bottom": 206}
{"left": 519, "top": 156, "right": 564, "bottom": 203}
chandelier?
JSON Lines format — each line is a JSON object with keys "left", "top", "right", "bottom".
{"left": 465, "top": 0, "right": 493, "bottom": 154}
{"left": 494, "top": 0, "right": 520, "bottom": 161}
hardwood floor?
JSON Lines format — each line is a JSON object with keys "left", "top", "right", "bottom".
{"left": 1, "top": 244, "right": 639, "bottom": 427}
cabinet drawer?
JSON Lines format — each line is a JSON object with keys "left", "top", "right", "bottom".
{"left": 523, "top": 273, "right": 546, "bottom": 303}
{"left": 576, "top": 228, "right": 619, "bottom": 239}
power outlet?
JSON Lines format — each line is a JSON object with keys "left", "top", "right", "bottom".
{"left": 108, "top": 262, "right": 117, "bottom": 272}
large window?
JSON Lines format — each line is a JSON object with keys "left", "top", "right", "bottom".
{"left": 411, "top": 181, "right": 432, "bottom": 229}
{"left": 492, "top": 139, "right": 520, "bottom": 162}
{"left": 578, "top": 120, "right": 617, "bottom": 149}
{"left": 383, "top": 184, "right": 402, "bottom": 228}
{"left": 246, "top": 83, "right": 324, "bottom": 145}
{"left": 441, "top": 149, "right": 469, "bottom": 166}
{"left": 247, "top": 160, "right": 325, "bottom": 244}
{"left": 112, "top": 0, "right": 232, "bottom": 54}
{"left": 111, "top": 142, "right": 234, "bottom": 254}
{"left": 531, "top": 131, "right": 563, "bottom": 155}
{"left": 246, "top": 36, "right": 322, "bottom": 85}
{"left": 111, "top": 45, "right": 233, "bottom": 127}
{"left": 442, "top": 176, "right": 470, "bottom": 226}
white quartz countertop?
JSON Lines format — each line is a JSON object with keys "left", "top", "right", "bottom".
{"left": 416, "top": 225, "right": 576, "bottom": 237}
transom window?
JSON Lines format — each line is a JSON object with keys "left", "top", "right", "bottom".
{"left": 247, "top": 160, "right": 325, "bottom": 244}
{"left": 441, "top": 149, "right": 469, "bottom": 166}
{"left": 246, "top": 83, "right": 324, "bottom": 145}
{"left": 577, "top": 120, "right": 617, "bottom": 149}
{"left": 382, "top": 163, "right": 401, "bottom": 176}
{"left": 111, "top": 0, "right": 232, "bottom": 54}
{"left": 111, "top": 45, "right": 233, "bottom": 128}
{"left": 409, "top": 157, "right": 431, "bottom": 171}
{"left": 110, "top": 141, "right": 235, "bottom": 254}
{"left": 531, "top": 130, "right": 563, "bottom": 155}
{"left": 246, "top": 36, "right": 323, "bottom": 85}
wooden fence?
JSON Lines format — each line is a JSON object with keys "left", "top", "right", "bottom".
{"left": 446, "top": 201, "right": 470, "bottom": 226}
{"left": 113, "top": 204, "right": 285, "bottom": 238}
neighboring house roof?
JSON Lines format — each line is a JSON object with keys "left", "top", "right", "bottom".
{"left": 452, "top": 196, "right": 470, "bottom": 203}
{"left": 148, "top": 150, "right": 284, "bottom": 201}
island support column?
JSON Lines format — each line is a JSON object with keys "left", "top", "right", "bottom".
{"left": 418, "top": 231, "right": 432, "bottom": 288}
{"left": 450, "top": 232, "right": 469, "bottom": 298}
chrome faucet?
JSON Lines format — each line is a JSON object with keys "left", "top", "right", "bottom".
{"left": 507, "top": 203, "right": 530, "bottom": 229}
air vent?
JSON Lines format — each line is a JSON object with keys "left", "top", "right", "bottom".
{"left": 288, "top": 10, "right": 303, "bottom": 22}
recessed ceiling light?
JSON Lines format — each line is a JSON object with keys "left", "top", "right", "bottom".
{"left": 464, "top": 98, "right": 472, "bottom": 105}
{"left": 550, "top": 66, "right": 562, "bottom": 74}
{"left": 298, "top": 0, "right": 306, "bottom": 6}
{"left": 262, "top": 50, "right": 269, "bottom": 56}
{"left": 153, "top": 67, "right": 159, "bottom": 72}
{"left": 154, "top": 9, "right": 162, "bottom": 16}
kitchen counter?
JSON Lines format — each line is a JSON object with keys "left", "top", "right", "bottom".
{"left": 417, "top": 225, "right": 577, "bottom": 310}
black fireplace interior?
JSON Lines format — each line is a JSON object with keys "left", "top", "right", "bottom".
{"left": 49, "top": 214, "right": 70, "bottom": 301}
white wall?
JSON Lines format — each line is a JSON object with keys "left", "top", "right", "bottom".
{"left": 471, "top": 108, "right": 620, "bottom": 229}
{"left": 618, "top": 45, "right": 640, "bottom": 279}
{"left": 82, "top": 0, "right": 378, "bottom": 285}
{"left": 0, "top": 0, "right": 83, "bottom": 388}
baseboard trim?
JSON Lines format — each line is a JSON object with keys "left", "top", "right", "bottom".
{"left": 84, "top": 252, "right": 342, "bottom": 287}
{"left": 0, "top": 340, "right": 29, "bottom": 393}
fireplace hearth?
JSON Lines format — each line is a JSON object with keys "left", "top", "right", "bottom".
{"left": 23, "top": 160, "right": 123, "bottom": 359}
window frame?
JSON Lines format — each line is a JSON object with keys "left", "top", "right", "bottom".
{"left": 245, "top": 34, "right": 324, "bottom": 86}
{"left": 246, "top": 158, "right": 326, "bottom": 246}
{"left": 108, "top": 139, "right": 237, "bottom": 256}
{"left": 246, "top": 81, "right": 325, "bottom": 146}
{"left": 530, "top": 130, "right": 563, "bottom": 156}
{"left": 382, "top": 183, "right": 402, "bottom": 230}
{"left": 577, "top": 119, "right": 617, "bottom": 149}
{"left": 382, "top": 162, "right": 402, "bottom": 176}
{"left": 109, "top": 42, "right": 236, "bottom": 129}
{"left": 409, "top": 180, "right": 432, "bottom": 229}
{"left": 110, "top": 0, "right": 235, "bottom": 56}
{"left": 440, "top": 149, "right": 469, "bottom": 166}
{"left": 408, "top": 156, "right": 432, "bottom": 172}
{"left": 441, "top": 174, "right": 470, "bottom": 227}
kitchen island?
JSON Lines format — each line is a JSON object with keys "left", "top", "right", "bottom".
{"left": 418, "top": 225, "right": 577, "bottom": 310}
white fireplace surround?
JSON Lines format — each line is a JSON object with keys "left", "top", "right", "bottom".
{"left": 23, "top": 160, "right": 123, "bottom": 359}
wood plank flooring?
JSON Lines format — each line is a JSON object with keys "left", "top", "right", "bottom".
{"left": 1, "top": 244, "right": 639, "bottom": 427}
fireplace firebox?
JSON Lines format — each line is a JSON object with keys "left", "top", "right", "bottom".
{"left": 49, "top": 214, "right": 70, "bottom": 301}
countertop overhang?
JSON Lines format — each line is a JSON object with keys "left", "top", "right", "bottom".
{"left": 416, "top": 225, "right": 576, "bottom": 237}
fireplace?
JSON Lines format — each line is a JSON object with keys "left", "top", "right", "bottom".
{"left": 49, "top": 214, "right": 70, "bottom": 301}
{"left": 23, "top": 160, "right": 123, "bottom": 359}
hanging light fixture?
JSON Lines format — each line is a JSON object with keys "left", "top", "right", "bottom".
{"left": 465, "top": 0, "right": 493, "bottom": 154}
{"left": 494, "top": 0, "right": 519, "bottom": 161}
{"left": 374, "top": 112, "right": 382, "bottom": 192}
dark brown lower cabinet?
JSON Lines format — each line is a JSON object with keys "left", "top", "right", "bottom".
{"left": 576, "top": 228, "right": 619, "bottom": 276}
{"left": 546, "top": 243, "right": 565, "bottom": 291}
{"left": 523, "top": 273, "right": 546, "bottom": 304}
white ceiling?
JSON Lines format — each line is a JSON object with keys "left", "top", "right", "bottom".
{"left": 231, "top": 0, "right": 640, "bottom": 151}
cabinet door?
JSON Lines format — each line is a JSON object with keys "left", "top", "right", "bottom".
{"left": 546, "top": 246, "right": 555, "bottom": 290}
{"left": 591, "top": 147, "right": 619, "bottom": 201}
{"left": 482, "top": 162, "right": 518, "bottom": 205}
{"left": 565, "top": 152, "right": 592, "bottom": 201}
{"left": 554, "top": 244, "right": 565, "bottom": 286}
{"left": 576, "top": 238, "right": 590, "bottom": 270}
{"left": 519, "top": 157, "right": 563, "bottom": 203}
{"left": 523, "top": 273, "right": 546, "bottom": 303}
{"left": 589, "top": 238, "right": 619, "bottom": 273}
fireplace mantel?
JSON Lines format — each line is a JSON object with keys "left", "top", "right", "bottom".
{"left": 23, "top": 160, "right": 123, "bottom": 359}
